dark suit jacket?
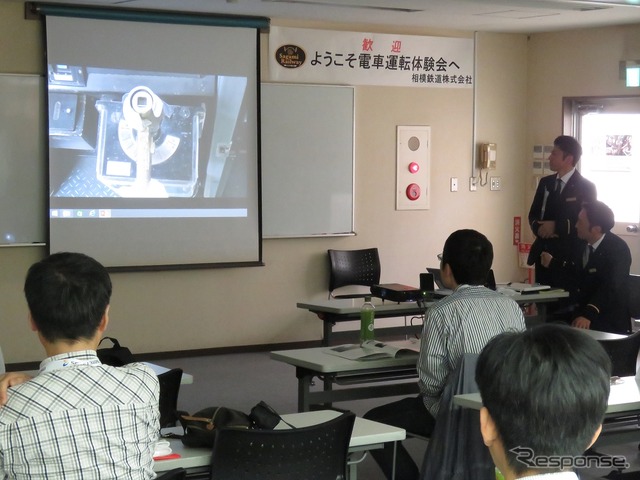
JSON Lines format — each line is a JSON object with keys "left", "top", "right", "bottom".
{"left": 527, "top": 170, "right": 597, "bottom": 288}
{"left": 575, "top": 232, "right": 632, "bottom": 334}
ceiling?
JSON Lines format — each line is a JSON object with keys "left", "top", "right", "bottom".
{"left": 29, "top": 0, "right": 640, "bottom": 33}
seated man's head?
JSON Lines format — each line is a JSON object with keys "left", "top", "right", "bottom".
{"left": 441, "top": 229, "right": 493, "bottom": 287}
{"left": 576, "top": 200, "right": 615, "bottom": 243}
{"left": 476, "top": 324, "right": 611, "bottom": 479}
{"left": 24, "top": 252, "right": 112, "bottom": 347}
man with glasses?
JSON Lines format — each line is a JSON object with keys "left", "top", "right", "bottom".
{"left": 364, "top": 229, "right": 526, "bottom": 480}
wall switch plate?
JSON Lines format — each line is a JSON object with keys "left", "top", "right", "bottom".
{"left": 450, "top": 177, "right": 458, "bottom": 192}
{"left": 469, "top": 177, "right": 477, "bottom": 191}
{"left": 490, "top": 176, "right": 501, "bottom": 191}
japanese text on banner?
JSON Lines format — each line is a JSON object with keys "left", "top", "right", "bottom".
{"left": 269, "top": 26, "right": 474, "bottom": 88}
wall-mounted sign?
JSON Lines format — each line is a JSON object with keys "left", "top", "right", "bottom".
{"left": 269, "top": 26, "right": 474, "bottom": 88}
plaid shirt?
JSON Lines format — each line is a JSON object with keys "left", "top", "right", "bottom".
{"left": 0, "top": 351, "right": 160, "bottom": 480}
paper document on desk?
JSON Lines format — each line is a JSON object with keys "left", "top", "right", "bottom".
{"left": 326, "top": 340, "right": 419, "bottom": 361}
{"left": 505, "top": 283, "right": 551, "bottom": 293}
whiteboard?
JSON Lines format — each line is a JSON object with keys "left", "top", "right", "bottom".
{"left": 0, "top": 74, "right": 46, "bottom": 246}
{"left": 261, "top": 83, "right": 355, "bottom": 238}
{"left": 0, "top": 80, "right": 355, "bottom": 244}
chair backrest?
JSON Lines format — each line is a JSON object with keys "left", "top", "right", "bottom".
{"left": 158, "top": 368, "right": 183, "bottom": 428}
{"left": 328, "top": 248, "right": 381, "bottom": 299}
{"left": 420, "top": 353, "right": 494, "bottom": 480}
{"left": 210, "top": 411, "right": 356, "bottom": 480}
{"left": 598, "top": 330, "right": 640, "bottom": 377}
{"left": 629, "top": 274, "right": 640, "bottom": 320}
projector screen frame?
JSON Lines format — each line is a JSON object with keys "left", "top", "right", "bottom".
{"left": 36, "top": 3, "right": 268, "bottom": 271}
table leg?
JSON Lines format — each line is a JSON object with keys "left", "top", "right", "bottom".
{"left": 322, "top": 318, "right": 333, "bottom": 347}
{"left": 296, "top": 369, "right": 313, "bottom": 412}
{"left": 537, "top": 302, "right": 548, "bottom": 322}
{"left": 391, "top": 441, "right": 397, "bottom": 480}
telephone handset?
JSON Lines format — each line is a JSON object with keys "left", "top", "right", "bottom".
{"left": 479, "top": 143, "right": 497, "bottom": 170}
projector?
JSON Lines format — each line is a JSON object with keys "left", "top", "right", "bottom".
{"left": 370, "top": 283, "right": 425, "bottom": 303}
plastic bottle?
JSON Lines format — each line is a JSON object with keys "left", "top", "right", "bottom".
{"left": 360, "top": 296, "right": 375, "bottom": 345}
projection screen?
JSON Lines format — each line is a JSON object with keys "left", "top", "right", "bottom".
{"left": 43, "top": 9, "right": 265, "bottom": 269}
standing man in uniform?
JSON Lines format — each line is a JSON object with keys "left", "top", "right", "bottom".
{"left": 528, "top": 135, "right": 597, "bottom": 289}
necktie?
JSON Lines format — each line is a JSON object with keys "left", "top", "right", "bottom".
{"left": 555, "top": 178, "right": 563, "bottom": 193}
{"left": 583, "top": 245, "right": 594, "bottom": 267}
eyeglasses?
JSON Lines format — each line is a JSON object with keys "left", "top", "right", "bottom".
{"left": 437, "top": 253, "right": 443, "bottom": 261}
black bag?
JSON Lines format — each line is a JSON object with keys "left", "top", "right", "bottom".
{"left": 96, "top": 337, "right": 136, "bottom": 366}
{"left": 249, "top": 400, "right": 284, "bottom": 429}
{"left": 179, "top": 406, "right": 252, "bottom": 448}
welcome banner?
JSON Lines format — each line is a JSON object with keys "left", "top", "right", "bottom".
{"left": 269, "top": 26, "right": 474, "bottom": 88}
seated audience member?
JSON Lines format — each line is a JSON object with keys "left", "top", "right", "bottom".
{"left": 476, "top": 323, "right": 611, "bottom": 480}
{"left": 541, "top": 200, "right": 631, "bottom": 333}
{"left": 0, "top": 252, "right": 160, "bottom": 479}
{"left": 364, "top": 229, "right": 526, "bottom": 480}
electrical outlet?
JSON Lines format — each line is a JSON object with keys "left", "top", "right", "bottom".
{"left": 450, "top": 177, "right": 458, "bottom": 192}
{"left": 469, "top": 177, "right": 477, "bottom": 192}
{"left": 490, "top": 176, "right": 501, "bottom": 191}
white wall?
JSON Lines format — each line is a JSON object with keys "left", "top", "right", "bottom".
{"left": 525, "top": 24, "right": 640, "bottom": 271}
{"left": 1, "top": 1, "right": 529, "bottom": 362}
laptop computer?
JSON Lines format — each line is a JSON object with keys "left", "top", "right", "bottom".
{"left": 426, "top": 267, "right": 444, "bottom": 289}
{"left": 426, "top": 267, "right": 497, "bottom": 291}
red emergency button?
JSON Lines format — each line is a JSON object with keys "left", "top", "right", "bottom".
{"left": 408, "top": 162, "right": 420, "bottom": 173}
{"left": 406, "top": 183, "right": 421, "bottom": 200}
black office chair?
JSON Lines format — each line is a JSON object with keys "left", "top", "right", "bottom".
{"left": 598, "top": 330, "right": 640, "bottom": 378}
{"left": 420, "top": 353, "right": 494, "bottom": 480}
{"left": 210, "top": 411, "right": 356, "bottom": 480}
{"left": 587, "top": 330, "right": 640, "bottom": 470}
{"left": 156, "top": 468, "right": 187, "bottom": 480}
{"left": 158, "top": 368, "right": 183, "bottom": 428}
{"left": 629, "top": 274, "right": 640, "bottom": 331}
{"left": 328, "top": 248, "right": 381, "bottom": 299}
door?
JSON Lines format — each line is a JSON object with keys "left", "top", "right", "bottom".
{"left": 564, "top": 96, "right": 640, "bottom": 274}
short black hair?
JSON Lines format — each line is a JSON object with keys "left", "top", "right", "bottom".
{"left": 24, "top": 252, "right": 112, "bottom": 342}
{"left": 554, "top": 135, "right": 582, "bottom": 165}
{"left": 582, "top": 200, "right": 615, "bottom": 233}
{"left": 476, "top": 324, "right": 610, "bottom": 475}
{"left": 441, "top": 229, "right": 493, "bottom": 285}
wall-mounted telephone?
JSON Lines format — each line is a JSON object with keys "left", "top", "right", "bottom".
{"left": 479, "top": 143, "right": 497, "bottom": 170}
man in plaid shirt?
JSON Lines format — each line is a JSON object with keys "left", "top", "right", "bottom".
{"left": 0, "top": 252, "right": 160, "bottom": 479}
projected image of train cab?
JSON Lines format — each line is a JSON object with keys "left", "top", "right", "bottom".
{"left": 95, "top": 85, "right": 205, "bottom": 198}
{"left": 48, "top": 66, "right": 249, "bottom": 200}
